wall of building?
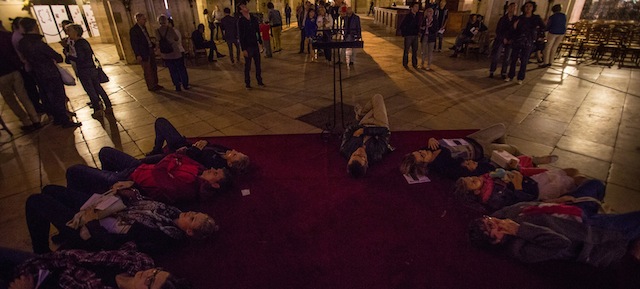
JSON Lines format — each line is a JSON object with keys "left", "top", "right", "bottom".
{"left": 0, "top": 1, "right": 31, "bottom": 30}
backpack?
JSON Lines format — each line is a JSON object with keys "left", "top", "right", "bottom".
{"left": 158, "top": 28, "right": 173, "bottom": 53}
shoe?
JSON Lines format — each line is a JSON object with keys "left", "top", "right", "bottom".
{"left": 448, "top": 46, "right": 456, "bottom": 50}
{"left": 175, "top": 86, "right": 182, "bottom": 91}
{"left": 258, "top": 83, "right": 265, "bottom": 87}
{"left": 501, "top": 74, "right": 507, "bottom": 80}
{"left": 66, "top": 110, "right": 77, "bottom": 117}
{"left": 489, "top": 73, "right": 494, "bottom": 78}
{"left": 20, "top": 124, "right": 36, "bottom": 132}
{"left": 61, "top": 121, "right": 82, "bottom": 128}
{"left": 245, "top": 85, "right": 252, "bottom": 90}
{"left": 149, "top": 85, "right": 164, "bottom": 91}
{"left": 183, "top": 85, "right": 191, "bottom": 90}
{"left": 425, "top": 67, "right": 431, "bottom": 71}
{"left": 517, "top": 80, "right": 523, "bottom": 85}
{"left": 208, "top": 58, "right": 217, "bottom": 62}
{"left": 92, "top": 110, "right": 104, "bottom": 118}
{"left": 532, "top": 155, "right": 559, "bottom": 165}
{"left": 505, "top": 78, "right": 511, "bottom": 82}
{"left": 217, "top": 54, "right": 226, "bottom": 58}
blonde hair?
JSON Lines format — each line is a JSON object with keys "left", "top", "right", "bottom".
{"left": 400, "top": 153, "right": 427, "bottom": 179}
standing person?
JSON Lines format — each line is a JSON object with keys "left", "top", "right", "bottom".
{"left": 317, "top": 7, "right": 334, "bottom": 63}
{"left": 213, "top": 5, "right": 225, "bottom": 40}
{"left": 156, "top": 14, "right": 189, "bottom": 91}
{"left": 297, "top": 2, "right": 309, "bottom": 53}
{"left": 238, "top": 1, "right": 264, "bottom": 89}
{"left": 285, "top": 3, "right": 292, "bottom": 27}
{"left": 11, "top": 17, "right": 47, "bottom": 115}
{"left": 419, "top": 7, "right": 438, "bottom": 70}
{"left": 129, "top": 13, "right": 163, "bottom": 91}
{"left": 205, "top": 8, "right": 215, "bottom": 41}
{"left": 506, "top": 1, "right": 545, "bottom": 84}
{"left": 343, "top": 7, "right": 361, "bottom": 66}
{"left": 220, "top": 7, "right": 240, "bottom": 64}
{"left": 434, "top": 0, "right": 448, "bottom": 52}
{"left": 399, "top": 2, "right": 420, "bottom": 68}
{"left": 192, "top": 23, "right": 226, "bottom": 62}
{"left": 541, "top": 4, "right": 566, "bottom": 68}
{"left": 268, "top": 2, "right": 283, "bottom": 52}
{"left": 303, "top": 9, "right": 318, "bottom": 59}
{"left": 260, "top": 20, "right": 273, "bottom": 58}
{"left": 367, "top": 1, "right": 375, "bottom": 16}
{"left": 64, "top": 24, "right": 112, "bottom": 118}
{"left": 18, "top": 18, "right": 81, "bottom": 128}
{"left": 0, "top": 24, "right": 41, "bottom": 131}
{"left": 489, "top": 2, "right": 517, "bottom": 79}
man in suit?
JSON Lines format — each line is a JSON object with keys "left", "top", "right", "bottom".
{"left": 129, "top": 13, "right": 163, "bottom": 91}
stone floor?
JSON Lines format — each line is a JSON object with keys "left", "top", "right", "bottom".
{"left": 1, "top": 16, "right": 639, "bottom": 252}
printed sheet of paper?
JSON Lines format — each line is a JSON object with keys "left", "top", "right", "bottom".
{"left": 403, "top": 174, "right": 431, "bottom": 184}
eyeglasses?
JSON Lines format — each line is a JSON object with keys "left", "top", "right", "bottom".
{"left": 145, "top": 268, "right": 163, "bottom": 289}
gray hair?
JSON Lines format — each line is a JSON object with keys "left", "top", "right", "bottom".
{"left": 157, "top": 14, "right": 168, "bottom": 25}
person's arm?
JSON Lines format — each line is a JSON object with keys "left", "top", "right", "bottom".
{"left": 41, "top": 41, "right": 64, "bottom": 63}
{"left": 66, "top": 39, "right": 93, "bottom": 65}
{"left": 509, "top": 221, "right": 572, "bottom": 263}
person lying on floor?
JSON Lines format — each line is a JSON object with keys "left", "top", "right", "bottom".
{"left": 66, "top": 147, "right": 231, "bottom": 204}
{"left": 340, "top": 94, "right": 394, "bottom": 178}
{"left": 400, "top": 123, "right": 557, "bottom": 180}
{"left": 25, "top": 184, "right": 217, "bottom": 254}
{"left": 1, "top": 242, "right": 192, "bottom": 289}
{"left": 468, "top": 189, "right": 640, "bottom": 267}
{"left": 146, "top": 117, "right": 250, "bottom": 174}
{"left": 454, "top": 168, "right": 589, "bottom": 212}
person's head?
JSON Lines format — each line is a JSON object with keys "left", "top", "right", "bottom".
{"left": 157, "top": 14, "right": 168, "bottom": 26}
{"left": 425, "top": 7, "right": 434, "bottom": 18}
{"left": 459, "top": 176, "right": 484, "bottom": 192}
{"left": 400, "top": 151, "right": 430, "bottom": 179}
{"left": 522, "top": 1, "right": 536, "bottom": 15}
{"left": 224, "top": 150, "right": 250, "bottom": 173}
{"left": 168, "top": 18, "right": 175, "bottom": 28}
{"left": 346, "top": 7, "right": 353, "bottom": 16}
{"left": 461, "top": 159, "right": 478, "bottom": 172}
{"left": 19, "top": 18, "right": 38, "bottom": 34}
{"left": 308, "top": 9, "right": 316, "bottom": 19}
{"left": 468, "top": 216, "right": 512, "bottom": 248}
{"left": 224, "top": 7, "right": 231, "bottom": 14}
{"left": 318, "top": 7, "right": 326, "bottom": 16}
{"left": 410, "top": 2, "right": 419, "bottom": 13}
{"left": 238, "top": 1, "right": 249, "bottom": 14}
{"left": 135, "top": 13, "right": 147, "bottom": 26}
{"left": 60, "top": 20, "right": 73, "bottom": 34}
{"left": 11, "top": 17, "right": 23, "bottom": 32}
{"left": 203, "top": 8, "right": 209, "bottom": 15}
{"left": 199, "top": 167, "right": 229, "bottom": 189}
{"left": 439, "top": 0, "right": 446, "bottom": 8}
{"left": 174, "top": 211, "right": 219, "bottom": 239}
{"left": 66, "top": 24, "right": 84, "bottom": 40}
{"left": 347, "top": 146, "right": 368, "bottom": 178}
{"left": 507, "top": 2, "right": 516, "bottom": 14}
{"left": 267, "top": 2, "right": 275, "bottom": 9}
{"left": 132, "top": 268, "right": 192, "bottom": 289}
{"left": 197, "top": 23, "right": 205, "bottom": 32}
{"left": 552, "top": 4, "right": 562, "bottom": 13}
{"left": 469, "top": 14, "right": 477, "bottom": 23}
{"left": 477, "top": 14, "right": 484, "bottom": 22}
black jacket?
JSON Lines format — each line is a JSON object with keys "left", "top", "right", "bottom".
{"left": 400, "top": 12, "right": 420, "bottom": 37}
{"left": 18, "top": 34, "right": 63, "bottom": 81}
{"left": 238, "top": 14, "right": 262, "bottom": 49}
{"left": 129, "top": 24, "right": 154, "bottom": 61}
{"left": 0, "top": 31, "right": 21, "bottom": 76}
{"left": 66, "top": 38, "right": 96, "bottom": 70}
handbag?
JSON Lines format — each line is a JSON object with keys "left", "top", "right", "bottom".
{"left": 93, "top": 55, "right": 109, "bottom": 83}
{"left": 57, "top": 64, "right": 76, "bottom": 86}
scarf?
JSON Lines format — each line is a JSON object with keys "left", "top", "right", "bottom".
{"left": 115, "top": 200, "right": 185, "bottom": 240}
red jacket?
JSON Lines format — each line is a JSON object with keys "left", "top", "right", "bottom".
{"left": 130, "top": 153, "right": 205, "bottom": 203}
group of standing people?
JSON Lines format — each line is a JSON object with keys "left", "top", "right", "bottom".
{"left": 399, "top": 1, "right": 448, "bottom": 70}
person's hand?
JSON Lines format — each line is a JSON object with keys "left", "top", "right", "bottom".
{"left": 136, "top": 56, "right": 143, "bottom": 63}
{"left": 111, "top": 181, "right": 135, "bottom": 191}
{"left": 427, "top": 138, "right": 439, "bottom": 150}
{"left": 193, "top": 140, "right": 208, "bottom": 150}
{"left": 353, "top": 128, "right": 364, "bottom": 137}
{"left": 9, "top": 275, "right": 34, "bottom": 289}
{"left": 497, "top": 219, "right": 520, "bottom": 236}
{"left": 242, "top": 50, "right": 248, "bottom": 58}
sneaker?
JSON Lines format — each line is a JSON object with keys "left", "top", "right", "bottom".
{"left": 532, "top": 155, "right": 559, "bottom": 165}
{"left": 20, "top": 124, "right": 37, "bottom": 132}
{"left": 505, "top": 78, "right": 511, "bottom": 82}
{"left": 517, "top": 80, "right": 523, "bottom": 85}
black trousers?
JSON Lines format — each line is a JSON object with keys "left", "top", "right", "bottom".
{"left": 244, "top": 46, "right": 262, "bottom": 86}
{"left": 38, "top": 76, "right": 70, "bottom": 124}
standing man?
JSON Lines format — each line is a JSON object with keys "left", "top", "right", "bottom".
{"left": 268, "top": 2, "right": 283, "bottom": 52}
{"left": 434, "top": 0, "right": 448, "bottom": 52}
{"left": 129, "top": 13, "right": 162, "bottom": 91}
{"left": 220, "top": 7, "right": 241, "bottom": 64}
{"left": 343, "top": 7, "right": 361, "bottom": 65}
{"left": 297, "top": 2, "right": 309, "bottom": 53}
{"left": 399, "top": 2, "right": 420, "bottom": 68}
{"left": 367, "top": 1, "right": 375, "bottom": 16}
{"left": 237, "top": 1, "right": 264, "bottom": 90}
{"left": 489, "top": 2, "right": 517, "bottom": 79}
{"left": 11, "top": 17, "right": 47, "bottom": 115}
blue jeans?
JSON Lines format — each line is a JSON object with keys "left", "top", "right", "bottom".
{"left": 403, "top": 35, "right": 418, "bottom": 67}
{"left": 568, "top": 179, "right": 606, "bottom": 217}
{"left": 25, "top": 185, "right": 89, "bottom": 253}
{"left": 66, "top": 147, "right": 140, "bottom": 194}
{"left": 489, "top": 40, "right": 512, "bottom": 76}
{"left": 151, "top": 117, "right": 189, "bottom": 153}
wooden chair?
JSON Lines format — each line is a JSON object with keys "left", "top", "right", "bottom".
{"left": 187, "top": 37, "right": 208, "bottom": 64}
{"left": 465, "top": 30, "right": 489, "bottom": 60}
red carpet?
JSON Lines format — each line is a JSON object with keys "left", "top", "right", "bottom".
{"left": 154, "top": 131, "right": 639, "bottom": 289}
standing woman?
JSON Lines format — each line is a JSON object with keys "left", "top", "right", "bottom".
{"left": 316, "top": 7, "right": 333, "bottom": 63}
{"left": 506, "top": 1, "right": 545, "bottom": 84}
{"left": 156, "top": 15, "right": 189, "bottom": 91}
{"left": 64, "top": 24, "right": 112, "bottom": 118}
{"left": 285, "top": 3, "right": 292, "bottom": 27}
{"left": 541, "top": 4, "right": 566, "bottom": 68}
{"left": 419, "top": 7, "right": 438, "bottom": 70}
